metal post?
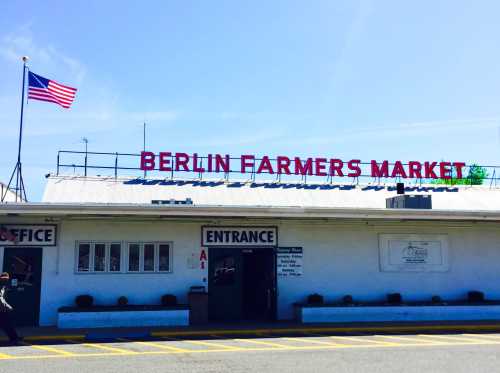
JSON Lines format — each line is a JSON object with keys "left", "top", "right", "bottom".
{"left": 143, "top": 122, "right": 146, "bottom": 178}
{"left": 82, "top": 137, "right": 88, "bottom": 177}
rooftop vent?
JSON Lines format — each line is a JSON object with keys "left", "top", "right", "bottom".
{"left": 386, "top": 194, "right": 432, "bottom": 209}
{"left": 151, "top": 198, "right": 193, "bottom": 205}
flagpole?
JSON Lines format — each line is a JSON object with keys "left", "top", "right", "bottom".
{"left": 2, "top": 56, "right": 28, "bottom": 202}
{"left": 16, "top": 56, "right": 28, "bottom": 200}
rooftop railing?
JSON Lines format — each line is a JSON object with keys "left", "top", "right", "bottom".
{"left": 56, "top": 150, "right": 500, "bottom": 188}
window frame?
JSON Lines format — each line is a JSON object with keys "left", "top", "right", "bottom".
{"left": 125, "top": 242, "right": 173, "bottom": 274}
{"left": 108, "top": 242, "right": 123, "bottom": 272}
{"left": 76, "top": 242, "right": 91, "bottom": 273}
{"left": 75, "top": 241, "right": 173, "bottom": 274}
{"left": 93, "top": 242, "right": 107, "bottom": 272}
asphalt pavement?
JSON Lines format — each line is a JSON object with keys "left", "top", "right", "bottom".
{"left": 1, "top": 331, "right": 500, "bottom": 372}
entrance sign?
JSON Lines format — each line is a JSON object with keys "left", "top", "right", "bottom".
{"left": 202, "top": 226, "right": 277, "bottom": 247}
{"left": 0, "top": 225, "right": 57, "bottom": 246}
{"left": 379, "top": 234, "right": 449, "bottom": 272}
{"left": 141, "top": 151, "right": 466, "bottom": 180}
{"left": 277, "top": 247, "right": 303, "bottom": 277}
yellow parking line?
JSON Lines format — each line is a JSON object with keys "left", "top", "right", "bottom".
{"left": 163, "top": 336, "right": 243, "bottom": 351}
{"left": 374, "top": 335, "right": 445, "bottom": 345}
{"left": 30, "top": 344, "right": 75, "bottom": 356}
{"left": 283, "top": 337, "right": 340, "bottom": 346}
{"left": 151, "top": 324, "right": 500, "bottom": 339}
{"left": 417, "top": 334, "right": 496, "bottom": 344}
{"left": 329, "top": 336, "right": 398, "bottom": 346}
{"left": 83, "top": 342, "right": 137, "bottom": 354}
{"left": 235, "top": 338, "right": 295, "bottom": 349}
{"left": 463, "top": 334, "right": 500, "bottom": 341}
{"left": 1, "top": 337, "right": 499, "bottom": 361}
{"left": 184, "top": 340, "right": 244, "bottom": 351}
{"left": 0, "top": 351, "right": 13, "bottom": 359}
{"left": 129, "top": 340, "right": 191, "bottom": 353}
{"left": 117, "top": 337, "right": 190, "bottom": 353}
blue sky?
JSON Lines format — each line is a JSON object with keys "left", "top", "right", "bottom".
{"left": 1, "top": 0, "right": 499, "bottom": 200}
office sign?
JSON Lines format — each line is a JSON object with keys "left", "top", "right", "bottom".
{"left": 277, "top": 247, "right": 303, "bottom": 277}
{"left": 202, "top": 226, "right": 277, "bottom": 247}
{"left": 379, "top": 234, "right": 449, "bottom": 272}
{"left": 0, "top": 225, "right": 57, "bottom": 246}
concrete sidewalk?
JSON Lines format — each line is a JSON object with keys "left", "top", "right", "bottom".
{"left": 4, "top": 320, "right": 500, "bottom": 342}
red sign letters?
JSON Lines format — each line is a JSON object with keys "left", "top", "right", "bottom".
{"left": 140, "top": 151, "right": 466, "bottom": 180}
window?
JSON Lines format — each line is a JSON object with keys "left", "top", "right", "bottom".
{"left": 76, "top": 241, "right": 172, "bottom": 274}
{"left": 126, "top": 242, "right": 172, "bottom": 273}
{"left": 144, "top": 244, "right": 155, "bottom": 271}
{"left": 159, "top": 244, "right": 170, "bottom": 272}
{"left": 109, "top": 244, "right": 121, "bottom": 272}
{"left": 213, "top": 255, "right": 235, "bottom": 286}
{"left": 128, "top": 244, "right": 140, "bottom": 272}
{"left": 76, "top": 242, "right": 122, "bottom": 273}
{"left": 94, "top": 243, "right": 106, "bottom": 272}
{"left": 77, "top": 243, "right": 90, "bottom": 272}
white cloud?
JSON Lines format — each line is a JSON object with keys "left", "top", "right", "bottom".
{"left": 0, "top": 26, "right": 180, "bottom": 138}
{"left": 0, "top": 27, "right": 86, "bottom": 84}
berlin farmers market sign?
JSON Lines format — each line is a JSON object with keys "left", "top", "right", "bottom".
{"left": 140, "top": 151, "right": 466, "bottom": 180}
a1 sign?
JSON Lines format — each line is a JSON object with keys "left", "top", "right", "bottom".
{"left": 200, "top": 248, "right": 207, "bottom": 269}
{"left": 0, "top": 225, "right": 57, "bottom": 246}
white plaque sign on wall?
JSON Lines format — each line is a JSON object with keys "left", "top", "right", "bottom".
{"left": 379, "top": 234, "right": 449, "bottom": 272}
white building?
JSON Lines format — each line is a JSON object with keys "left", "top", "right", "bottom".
{"left": 1, "top": 174, "right": 500, "bottom": 327}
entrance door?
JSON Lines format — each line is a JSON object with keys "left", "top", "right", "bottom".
{"left": 208, "top": 247, "right": 243, "bottom": 321}
{"left": 208, "top": 247, "right": 276, "bottom": 322}
{"left": 2, "top": 247, "right": 43, "bottom": 326}
{"left": 242, "top": 248, "right": 276, "bottom": 321}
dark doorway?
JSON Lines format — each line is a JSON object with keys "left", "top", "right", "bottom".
{"left": 208, "top": 247, "right": 276, "bottom": 322}
{"left": 242, "top": 249, "right": 276, "bottom": 320}
{"left": 2, "top": 247, "right": 43, "bottom": 326}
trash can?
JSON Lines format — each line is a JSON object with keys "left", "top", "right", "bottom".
{"left": 188, "top": 286, "right": 208, "bottom": 325}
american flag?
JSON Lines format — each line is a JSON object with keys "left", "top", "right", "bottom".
{"left": 27, "top": 71, "right": 77, "bottom": 109}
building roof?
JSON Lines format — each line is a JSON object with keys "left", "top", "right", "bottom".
{"left": 42, "top": 175, "right": 500, "bottom": 212}
{"left": 1, "top": 202, "right": 500, "bottom": 222}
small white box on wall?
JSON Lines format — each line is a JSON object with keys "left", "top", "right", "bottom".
{"left": 379, "top": 234, "right": 449, "bottom": 272}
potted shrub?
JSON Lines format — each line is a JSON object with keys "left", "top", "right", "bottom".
{"left": 75, "top": 295, "right": 94, "bottom": 308}
{"left": 161, "top": 294, "right": 177, "bottom": 306}
{"left": 431, "top": 295, "right": 442, "bottom": 304}
{"left": 468, "top": 291, "right": 485, "bottom": 303}
{"left": 117, "top": 296, "right": 128, "bottom": 306}
{"left": 307, "top": 293, "right": 324, "bottom": 305}
{"left": 387, "top": 293, "right": 402, "bottom": 305}
{"left": 342, "top": 295, "right": 354, "bottom": 305}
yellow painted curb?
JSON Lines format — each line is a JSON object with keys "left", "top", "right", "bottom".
{"left": 25, "top": 335, "right": 86, "bottom": 341}
{"left": 2, "top": 324, "right": 500, "bottom": 342}
{"left": 151, "top": 324, "right": 500, "bottom": 337}
{"left": 0, "top": 335, "right": 86, "bottom": 342}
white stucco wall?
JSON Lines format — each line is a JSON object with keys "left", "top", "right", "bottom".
{"left": 2, "top": 217, "right": 500, "bottom": 326}
{"left": 277, "top": 221, "right": 500, "bottom": 319}
{"left": 39, "top": 219, "right": 208, "bottom": 326}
